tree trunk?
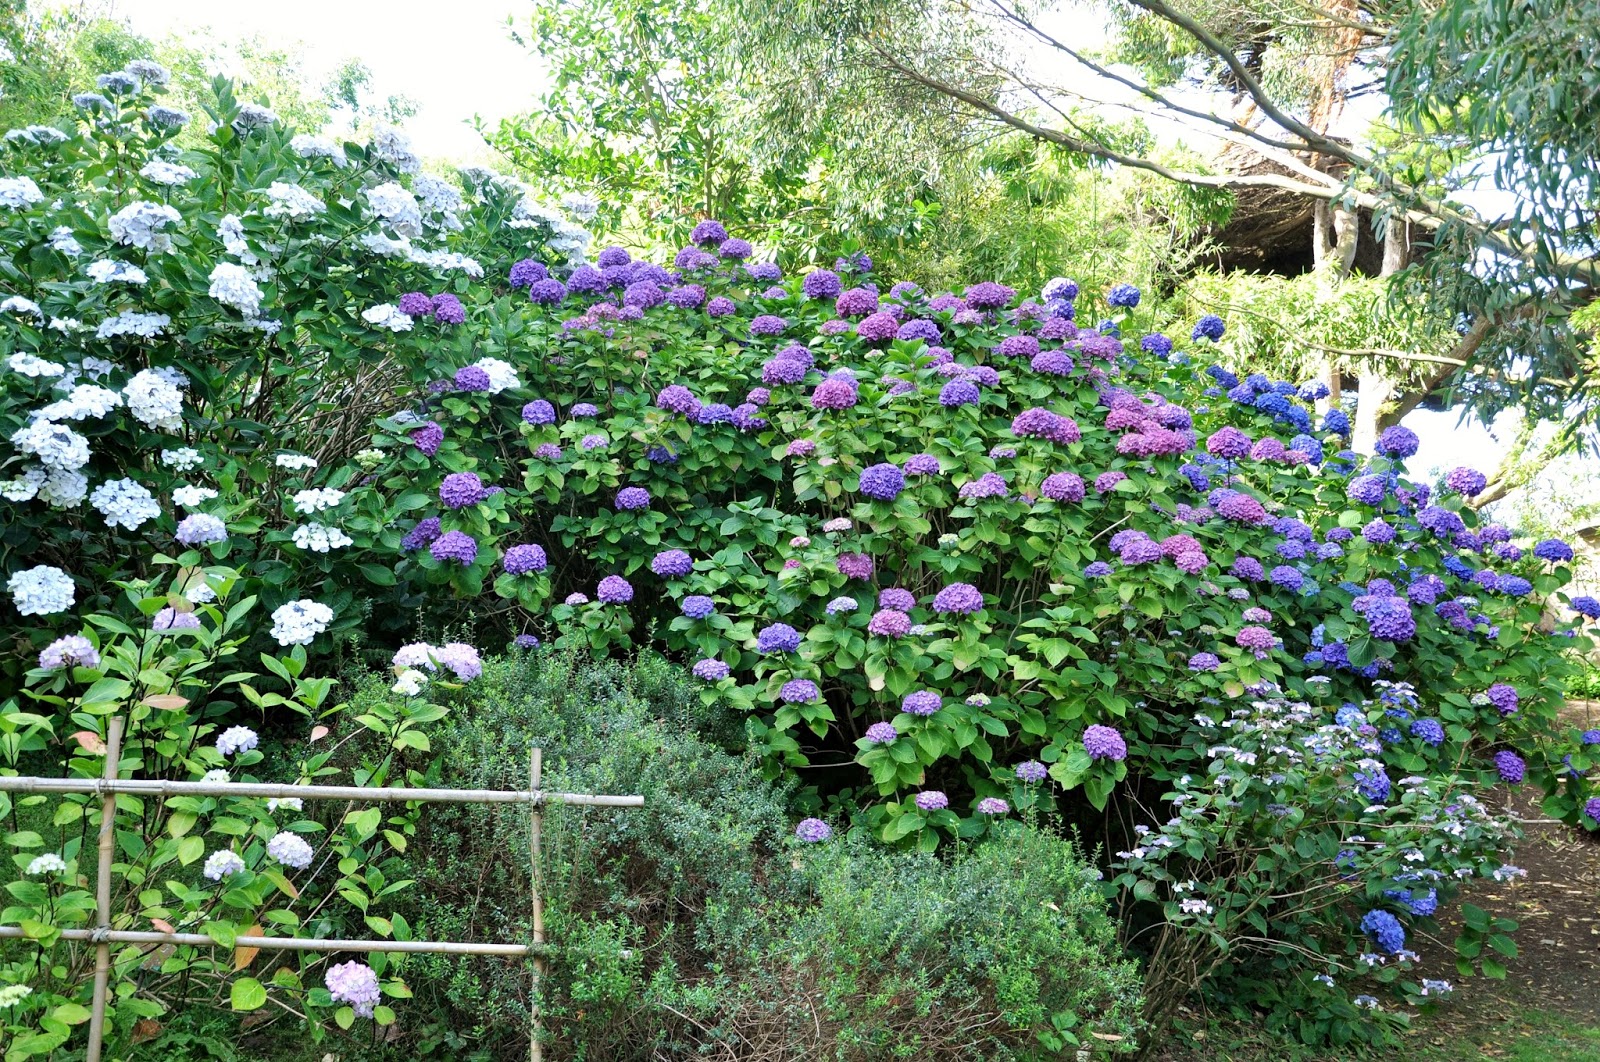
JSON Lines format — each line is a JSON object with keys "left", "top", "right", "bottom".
{"left": 1352, "top": 221, "right": 1412, "bottom": 453}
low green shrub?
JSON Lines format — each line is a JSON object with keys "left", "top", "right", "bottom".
{"left": 380, "top": 652, "right": 1141, "bottom": 1059}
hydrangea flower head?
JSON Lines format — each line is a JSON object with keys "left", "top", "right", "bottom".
{"left": 1082, "top": 724, "right": 1127, "bottom": 761}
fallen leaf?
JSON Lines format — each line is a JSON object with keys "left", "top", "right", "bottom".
{"left": 310, "top": 725, "right": 330, "bottom": 742}
{"left": 142, "top": 695, "right": 189, "bottom": 711}
{"left": 131, "top": 1019, "right": 162, "bottom": 1044}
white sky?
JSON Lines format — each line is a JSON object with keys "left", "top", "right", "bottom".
{"left": 101, "top": 0, "right": 541, "bottom": 161}
{"left": 80, "top": 1, "right": 1533, "bottom": 476}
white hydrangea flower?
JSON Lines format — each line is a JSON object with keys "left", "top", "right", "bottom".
{"left": 8, "top": 565, "right": 75, "bottom": 615}
{"left": 407, "top": 248, "right": 483, "bottom": 276}
{"left": 392, "top": 669, "right": 428, "bottom": 696}
{"left": 266, "top": 831, "right": 314, "bottom": 869}
{"left": 12, "top": 419, "right": 90, "bottom": 469}
{"left": 361, "top": 303, "right": 413, "bottom": 332}
{"left": 232, "top": 103, "right": 280, "bottom": 131}
{"left": 1, "top": 295, "right": 42, "bottom": 318}
{"left": 266, "top": 796, "right": 303, "bottom": 813}
{"left": 562, "top": 191, "right": 600, "bottom": 220}
{"left": 208, "top": 262, "right": 264, "bottom": 316}
{"left": 161, "top": 447, "right": 203, "bottom": 471}
{"left": 34, "top": 385, "right": 121, "bottom": 421}
{"left": 85, "top": 259, "right": 148, "bottom": 285}
{"left": 96, "top": 310, "right": 170, "bottom": 339}
{"left": 0, "top": 985, "right": 34, "bottom": 1008}
{"left": 270, "top": 599, "right": 333, "bottom": 646}
{"left": 37, "top": 468, "right": 88, "bottom": 508}
{"left": 139, "top": 159, "right": 197, "bottom": 185}
{"left": 261, "top": 181, "right": 326, "bottom": 220}
{"left": 275, "top": 453, "right": 317, "bottom": 471}
{"left": 125, "top": 59, "right": 171, "bottom": 86}
{"left": 291, "top": 522, "right": 353, "bottom": 552}
{"left": 124, "top": 369, "right": 184, "bottom": 430}
{"left": 25, "top": 853, "right": 67, "bottom": 875}
{"left": 366, "top": 181, "right": 422, "bottom": 237}
{"left": 49, "top": 318, "right": 85, "bottom": 333}
{"left": 217, "top": 214, "right": 258, "bottom": 265}
{"left": 8, "top": 352, "right": 64, "bottom": 377}
{"left": 369, "top": 124, "right": 420, "bottom": 173}
{"left": 360, "top": 231, "right": 412, "bottom": 257}
{"left": 107, "top": 201, "right": 181, "bottom": 251}
{"left": 5, "top": 125, "right": 68, "bottom": 145}
{"left": 291, "top": 488, "right": 345, "bottom": 513}
{"left": 201, "top": 769, "right": 230, "bottom": 784}
{"left": 202, "top": 849, "right": 246, "bottom": 881}
{"left": 0, "top": 467, "right": 47, "bottom": 501}
{"left": 413, "top": 174, "right": 463, "bottom": 216}
{"left": 185, "top": 581, "right": 217, "bottom": 604}
{"left": 216, "top": 725, "right": 259, "bottom": 756}
{"left": 48, "top": 227, "right": 82, "bottom": 257}
{"left": 172, "top": 484, "right": 218, "bottom": 508}
{"left": 473, "top": 357, "right": 519, "bottom": 394}
{"left": 90, "top": 477, "right": 161, "bottom": 530}
{"left": 0, "top": 176, "right": 44, "bottom": 209}
{"left": 290, "top": 133, "right": 346, "bottom": 165}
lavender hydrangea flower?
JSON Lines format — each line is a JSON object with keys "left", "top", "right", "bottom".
{"left": 939, "top": 378, "right": 980, "bottom": 407}
{"left": 176, "top": 513, "right": 227, "bottom": 546}
{"left": 1082, "top": 724, "right": 1127, "bottom": 761}
{"left": 902, "top": 690, "right": 942, "bottom": 716}
{"left": 522, "top": 399, "right": 556, "bottom": 425}
{"left": 410, "top": 420, "right": 443, "bottom": 456}
{"left": 932, "top": 582, "right": 983, "bottom": 615}
{"left": 779, "top": 679, "right": 820, "bottom": 703}
{"left": 326, "top": 960, "right": 381, "bottom": 1018}
{"left": 1188, "top": 652, "right": 1220, "bottom": 672}
{"left": 865, "top": 722, "right": 898, "bottom": 744}
{"left": 439, "top": 471, "right": 489, "bottom": 509}
{"left": 454, "top": 365, "right": 492, "bottom": 392}
{"left": 836, "top": 553, "right": 874, "bottom": 580}
{"left": 801, "top": 269, "right": 841, "bottom": 300}
{"left": 651, "top": 549, "right": 694, "bottom": 578}
{"left": 39, "top": 635, "right": 100, "bottom": 670}
{"left": 1015, "top": 760, "right": 1047, "bottom": 783}
{"left": 401, "top": 517, "right": 441, "bottom": 552}
{"left": 794, "top": 817, "right": 832, "bottom": 842}
{"left": 867, "top": 609, "right": 911, "bottom": 637}
{"left": 503, "top": 544, "right": 548, "bottom": 576}
{"left": 692, "top": 658, "right": 730, "bottom": 681}
{"left": 811, "top": 377, "right": 858, "bottom": 410}
{"left": 964, "top": 281, "right": 1016, "bottom": 310}
{"left": 976, "top": 797, "right": 1010, "bottom": 815}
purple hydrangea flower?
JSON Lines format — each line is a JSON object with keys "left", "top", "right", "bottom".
{"left": 1376, "top": 425, "right": 1420, "bottom": 459}
{"left": 514, "top": 634, "right": 540, "bottom": 649}
{"left": 429, "top": 530, "right": 477, "bottom": 565}
{"left": 690, "top": 219, "right": 728, "bottom": 246}
{"left": 801, "top": 269, "right": 841, "bottom": 300}
{"left": 439, "top": 471, "right": 489, "bottom": 509}
{"left": 522, "top": 399, "right": 556, "bottom": 425}
{"left": 431, "top": 294, "right": 465, "bottom": 325}
{"left": 902, "top": 690, "right": 942, "bottom": 716}
{"left": 503, "top": 544, "right": 548, "bottom": 575}
{"left": 1188, "top": 652, "right": 1220, "bottom": 672}
{"left": 651, "top": 549, "right": 694, "bottom": 578}
{"left": 1493, "top": 749, "right": 1525, "bottom": 784}
{"left": 836, "top": 553, "right": 874, "bottom": 580}
{"left": 1485, "top": 683, "right": 1518, "bottom": 715}
{"left": 938, "top": 379, "right": 980, "bottom": 407}
{"left": 865, "top": 722, "right": 899, "bottom": 744}
{"left": 915, "top": 790, "right": 948, "bottom": 811}
{"left": 867, "top": 609, "right": 911, "bottom": 637}
{"left": 706, "top": 295, "right": 736, "bottom": 316}
{"left": 858, "top": 463, "right": 905, "bottom": 501}
{"left": 454, "top": 365, "right": 492, "bottom": 392}
{"left": 1206, "top": 427, "right": 1251, "bottom": 459}
{"left": 410, "top": 420, "right": 444, "bottom": 457}
{"left": 964, "top": 281, "right": 1016, "bottom": 310}
{"left": 527, "top": 278, "right": 566, "bottom": 305}
{"left": 1082, "top": 724, "right": 1127, "bottom": 761}
{"left": 401, "top": 517, "right": 441, "bottom": 552}
{"left": 615, "top": 487, "right": 651, "bottom": 510}
{"left": 398, "top": 291, "right": 433, "bottom": 316}
{"left": 1534, "top": 538, "right": 1575, "bottom": 563}
{"left": 509, "top": 259, "right": 547, "bottom": 288}
{"left": 811, "top": 377, "right": 859, "bottom": 410}
{"left": 757, "top": 622, "right": 802, "bottom": 654}
{"left": 597, "top": 575, "right": 634, "bottom": 604}
{"left": 976, "top": 796, "right": 1010, "bottom": 815}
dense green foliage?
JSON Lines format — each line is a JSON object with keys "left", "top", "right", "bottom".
{"left": 387, "top": 653, "right": 1142, "bottom": 1059}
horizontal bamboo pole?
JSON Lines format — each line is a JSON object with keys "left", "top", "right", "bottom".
{"left": 0, "top": 777, "right": 643, "bottom": 807}
{"left": 0, "top": 926, "right": 538, "bottom": 956}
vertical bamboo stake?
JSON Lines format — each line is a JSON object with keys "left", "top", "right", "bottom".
{"left": 85, "top": 716, "right": 124, "bottom": 1062}
{"left": 529, "top": 746, "right": 545, "bottom": 1062}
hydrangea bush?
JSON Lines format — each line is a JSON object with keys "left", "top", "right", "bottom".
{"left": 5, "top": 65, "right": 1599, "bottom": 1048}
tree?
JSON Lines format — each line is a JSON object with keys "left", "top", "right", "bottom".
{"left": 731, "top": 0, "right": 1600, "bottom": 443}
